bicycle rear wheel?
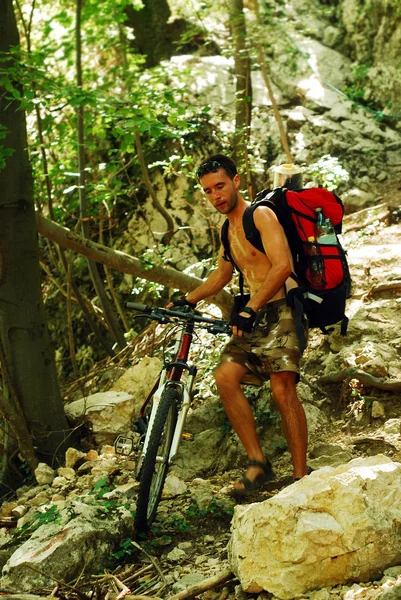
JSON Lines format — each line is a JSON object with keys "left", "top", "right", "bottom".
{"left": 134, "top": 386, "right": 179, "bottom": 534}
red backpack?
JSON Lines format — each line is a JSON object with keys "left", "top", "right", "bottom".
{"left": 221, "top": 187, "right": 352, "bottom": 346}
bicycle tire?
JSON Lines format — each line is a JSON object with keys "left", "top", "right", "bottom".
{"left": 134, "top": 386, "right": 179, "bottom": 534}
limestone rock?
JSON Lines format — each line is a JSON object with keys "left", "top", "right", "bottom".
{"left": 0, "top": 505, "right": 134, "bottom": 592}
{"left": 64, "top": 391, "right": 134, "bottom": 444}
{"left": 303, "top": 403, "right": 329, "bottom": 436}
{"left": 162, "top": 474, "right": 187, "bottom": 498}
{"left": 111, "top": 356, "right": 162, "bottom": 400}
{"left": 167, "top": 547, "right": 186, "bottom": 562}
{"left": 34, "top": 463, "right": 55, "bottom": 485}
{"left": 371, "top": 401, "right": 385, "bottom": 419}
{"left": 57, "top": 467, "right": 76, "bottom": 480}
{"left": 171, "top": 572, "right": 205, "bottom": 593}
{"left": 229, "top": 455, "right": 401, "bottom": 599}
{"left": 65, "top": 447, "right": 86, "bottom": 469}
{"left": 63, "top": 357, "right": 162, "bottom": 444}
{"left": 309, "top": 443, "right": 354, "bottom": 470}
{"left": 383, "top": 419, "right": 401, "bottom": 436}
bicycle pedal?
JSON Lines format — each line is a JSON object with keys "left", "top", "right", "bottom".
{"left": 181, "top": 433, "right": 193, "bottom": 440}
{"left": 114, "top": 435, "right": 134, "bottom": 456}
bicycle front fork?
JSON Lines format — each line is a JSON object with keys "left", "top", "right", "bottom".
{"left": 136, "top": 367, "right": 197, "bottom": 476}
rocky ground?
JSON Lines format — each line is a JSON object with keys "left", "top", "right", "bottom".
{"left": 1, "top": 195, "right": 401, "bottom": 599}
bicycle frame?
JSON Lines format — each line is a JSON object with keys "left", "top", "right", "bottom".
{"left": 136, "top": 320, "right": 197, "bottom": 476}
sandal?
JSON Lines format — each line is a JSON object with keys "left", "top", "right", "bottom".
{"left": 229, "top": 459, "right": 275, "bottom": 498}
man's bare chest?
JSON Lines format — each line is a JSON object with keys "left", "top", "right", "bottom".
{"left": 228, "top": 224, "right": 268, "bottom": 271}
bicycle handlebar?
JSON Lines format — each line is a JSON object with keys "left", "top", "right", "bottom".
{"left": 125, "top": 302, "right": 231, "bottom": 335}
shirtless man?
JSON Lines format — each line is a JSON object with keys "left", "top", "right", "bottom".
{"left": 173, "top": 155, "right": 308, "bottom": 496}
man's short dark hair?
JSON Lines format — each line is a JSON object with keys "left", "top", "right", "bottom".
{"left": 196, "top": 154, "right": 237, "bottom": 180}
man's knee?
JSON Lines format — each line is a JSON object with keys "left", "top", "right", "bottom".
{"left": 214, "top": 361, "right": 246, "bottom": 391}
{"left": 270, "top": 371, "right": 298, "bottom": 403}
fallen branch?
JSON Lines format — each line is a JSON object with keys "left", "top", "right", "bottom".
{"left": 130, "top": 541, "right": 166, "bottom": 585}
{"left": 124, "top": 596, "right": 163, "bottom": 600}
{"left": 167, "top": 569, "right": 235, "bottom": 600}
{"left": 35, "top": 211, "right": 233, "bottom": 316}
{"left": 351, "top": 436, "right": 398, "bottom": 451}
{"left": 363, "top": 281, "right": 401, "bottom": 299}
{"left": 319, "top": 368, "right": 401, "bottom": 392}
{"left": 0, "top": 517, "right": 17, "bottom": 528}
{"left": 24, "top": 563, "right": 90, "bottom": 600}
{"left": 217, "top": 586, "right": 231, "bottom": 600}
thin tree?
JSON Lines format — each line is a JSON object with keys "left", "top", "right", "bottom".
{"left": 227, "top": 0, "right": 253, "bottom": 197}
{"left": 254, "top": 0, "right": 293, "bottom": 163}
{"left": 75, "top": 0, "right": 127, "bottom": 351}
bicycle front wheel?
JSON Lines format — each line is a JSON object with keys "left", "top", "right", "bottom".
{"left": 134, "top": 386, "right": 179, "bottom": 534}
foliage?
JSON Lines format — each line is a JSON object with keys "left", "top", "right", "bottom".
{"left": 186, "top": 498, "right": 234, "bottom": 521}
{"left": 112, "top": 536, "right": 135, "bottom": 560}
{"left": 74, "top": 478, "right": 133, "bottom": 519}
{"left": 304, "top": 154, "right": 349, "bottom": 190}
{"left": 216, "top": 406, "right": 232, "bottom": 435}
{"left": 343, "top": 63, "right": 372, "bottom": 107}
{"left": 255, "top": 403, "right": 279, "bottom": 427}
{"left": 0, "top": 124, "right": 15, "bottom": 170}
{"left": 12, "top": 504, "right": 62, "bottom": 542}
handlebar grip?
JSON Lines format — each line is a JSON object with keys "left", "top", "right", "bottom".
{"left": 125, "top": 302, "right": 152, "bottom": 312}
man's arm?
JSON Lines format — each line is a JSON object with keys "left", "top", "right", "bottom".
{"left": 185, "top": 246, "right": 234, "bottom": 305}
{"left": 246, "top": 206, "right": 292, "bottom": 313}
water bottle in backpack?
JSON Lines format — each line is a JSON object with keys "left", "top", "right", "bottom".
{"left": 306, "top": 236, "right": 326, "bottom": 289}
{"left": 316, "top": 207, "right": 338, "bottom": 245}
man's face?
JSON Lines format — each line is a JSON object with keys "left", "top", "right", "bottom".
{"left": 200, "top": 168, "right": 240, "bottom": 214}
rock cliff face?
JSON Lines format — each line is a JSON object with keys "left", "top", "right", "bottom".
{"left": 120, "top": 0, "right": 401, "bottom": 268}
{"left": 339, "top": 0, "right": 401, "bottom": 113}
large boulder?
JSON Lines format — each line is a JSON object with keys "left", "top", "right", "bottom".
{"left": 228, "top": 455, "right": 401, "bottom": 599}
{"left": 64, "top": 357, "right": 161, "bottom": 444}
{"left": 0, "top": 504, "right": 134, "bottom": 592}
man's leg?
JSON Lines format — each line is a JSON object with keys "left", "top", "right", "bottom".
{"left": 270, "top": 370, "right": 308, "bottom": 479}
{"left": 214, "top": 360, "right": 268, "bottom": 488}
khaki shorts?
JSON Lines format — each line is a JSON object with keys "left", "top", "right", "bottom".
{"left": 220, "top": 299, "right": 305, "bottom": 385}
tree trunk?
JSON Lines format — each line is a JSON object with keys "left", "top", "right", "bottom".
{"left": 227, "top": 0, "right": 252, "bottom": 171}
{"left": 254, "top": 0, "right": 292, "bottom": 164}
{"left": 125, "top": 0, "right": 172, "bottom": 67}
{"left": 75, "top": 0, "right": 127, "bottom": 352}
{"left": 0, "top": 0, "right": 72, "bottom": 470}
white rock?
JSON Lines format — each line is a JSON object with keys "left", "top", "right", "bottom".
{"left": 65, "top": 447, "right": 86, "bottom": 469}
{"left": 11, "top": 505, "right": 27, "bottom": 519}
{"left": 162, "top": 474, "right": 188, "bottom": 499}
{"left": 65, "top": 391, "right": 134, "bottom": 444}
{"left": 167, "top": 547, "right": 187, "bottom": 562}
{"left": 111, "top": 356, "right": 162, "bottom": 397}
{"left": 34, "top": 463, "right": 55, "bottom": 485}
{"left": 171, "top": 572, "right": 205, "bottom": 593}
{"left": 51, "top": 477, "right": 68, "bottom": 489}
{"left": 1, "top": 505, "right": 134, "bottom": 591}
{"left": 371, "top": 401, "right": 385, "bottom": 419}
{"left": 101, "top": 483, "right": 138, "bottom": 499}
{"left": 229, "top": 455, "right": 401, "bottom": 599}
{"left": 383, "top": 419, "right": 401, "bottom": 436}
{"left": 57, "top": 467, "right": 76, "bottom": 480}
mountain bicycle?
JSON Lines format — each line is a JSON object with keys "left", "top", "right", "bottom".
{"left": 114, "top": 302, "right": 231, "bottom": 534}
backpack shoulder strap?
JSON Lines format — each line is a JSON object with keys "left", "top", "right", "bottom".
{"left": 220, "top": 217, "right": 245, "bottom": 296}
{"left": 221, "top": 218, "right": 239, "bottom": 272}
{"left": 243, "top": 190, "right": 282, "bottom": 254}
{"left": 221, "top": 219, "right": 230, "bottom": 262}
